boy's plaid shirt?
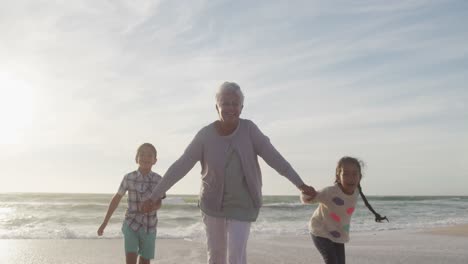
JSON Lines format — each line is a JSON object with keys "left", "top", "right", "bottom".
{"left": 117, "top": 170, "right": 164, "bottom": 233}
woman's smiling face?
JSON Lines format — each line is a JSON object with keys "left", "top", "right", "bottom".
{"left": 216, "top": 91, "right": 243, "bottom": 125}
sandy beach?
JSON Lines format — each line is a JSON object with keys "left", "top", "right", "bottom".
{"left": 426, "top": 224, "right": 468, "bottom": 237}
{"left": 1, "top": 226, "right": 467, "bottom": 264}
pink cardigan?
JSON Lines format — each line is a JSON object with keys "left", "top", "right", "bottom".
{"left": 149, "top": 119, "right": 305, "bottom": 212}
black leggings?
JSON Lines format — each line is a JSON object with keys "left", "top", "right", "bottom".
{"left": 311, "top": 234, "right": 345, "bottom": 264}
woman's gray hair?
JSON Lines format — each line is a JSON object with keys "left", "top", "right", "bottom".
{"left": 215, "top": 81, "right": 244, "bottom": 105}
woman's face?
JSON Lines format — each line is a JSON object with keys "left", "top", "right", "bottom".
{"left": 216, "top": 91, "right": 243, "bottom": 125}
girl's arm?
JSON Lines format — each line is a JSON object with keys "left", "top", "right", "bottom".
{"left": 97, "top": 193, "right": 123, "bottom": 236}
{"left": 301, "top": 187, "right": 329, "bottom": 204}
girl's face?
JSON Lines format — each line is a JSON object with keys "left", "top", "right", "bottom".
{"left": 337, "top": 162, "right": 361, "bottom": 195}
{"left": 137, "top": 146, "right": 157, "bottom": 171}
{"left": 216, "top": 91, "right": 243, "bottom": 126}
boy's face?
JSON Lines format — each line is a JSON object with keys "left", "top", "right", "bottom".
{"left": 137, "top": 146, "right": 157, "bottom": 170}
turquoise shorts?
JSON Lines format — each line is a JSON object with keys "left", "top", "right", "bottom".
{"left": 121, "top": 222, "right": 156, "bottom": 260}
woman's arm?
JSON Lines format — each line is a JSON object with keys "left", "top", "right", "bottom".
{"left": 141, "top": 130, "right": 205, "bottom": 213}
{"left": 250, "top": 121, "right": 308, "bottom": 188}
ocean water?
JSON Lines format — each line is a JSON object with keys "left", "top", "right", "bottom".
{"left": 0, "top": 193, "right": 467, "bottom": 240}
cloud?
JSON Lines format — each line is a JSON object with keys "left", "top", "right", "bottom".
{"left": 0, "top": 0, "right": 467, "bottom": 194}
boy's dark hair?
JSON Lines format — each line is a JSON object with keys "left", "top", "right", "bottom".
{"left": 336, "top": 156, "right": 389, "bottom": 223}
{"left": 135, "top": 143, "right": 157, "bottom": 162}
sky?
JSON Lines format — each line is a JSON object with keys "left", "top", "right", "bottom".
{"left": 0, "top": 0, "right": 467, "bottom": 196}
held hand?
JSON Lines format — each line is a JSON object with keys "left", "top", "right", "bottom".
{"left": 302, "top": 194, "right": 315, "bottom": 202}
{"left": 140, "top": 200, "right": 152, "bottom": 213}
{"left": 141, "top": 198, "right": 163, "bottom": 213}
{"left": 299, "top": 184, "right": 317, "bottom": 199}
{"left": 97, "top": 223, "right": 106, "bottom": 236}
{"left": 149, "top": 199, "right": 162, "bottom": 211}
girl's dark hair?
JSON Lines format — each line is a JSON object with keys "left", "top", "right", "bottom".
{"left": 336, "top": 156, "right": 389, "bottom": 223}
{"left": 135, "top": 143, "right": 157, "bottom": 162}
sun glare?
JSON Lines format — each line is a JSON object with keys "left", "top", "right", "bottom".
{"left": 0, "top": 73, "right": 34, "bottom": 144}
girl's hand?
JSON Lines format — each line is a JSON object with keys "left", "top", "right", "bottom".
{"left": 97, "top": 223, "right": 106, "bottom": 236}
{"left": 303, "top": 194, "right": 314, "bottom": 202}
{"left": 300, "top": 192, "right": 316, "bottom": 204}
{"left": 299, "top": 184, "right": 317, "bottom": 198}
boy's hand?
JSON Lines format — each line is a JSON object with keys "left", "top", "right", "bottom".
{"left": 97, "top": 223, "right": 106, "bottom": 236}
{"left": 140, "top": 200, "right": 152, "bottom": 213}
{"left": 140, "top": 199, "right": 162, "bottom": 213}
{"left": 149, "top": 199, "right": 162, "bottom": 211}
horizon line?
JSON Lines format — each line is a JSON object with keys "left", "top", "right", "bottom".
{"left": 1, "top": 191, "right": 467, "bottom": 197}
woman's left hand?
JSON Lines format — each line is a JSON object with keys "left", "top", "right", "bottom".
{"left": 298, "top": 184, "right": 317, "bottom": 199}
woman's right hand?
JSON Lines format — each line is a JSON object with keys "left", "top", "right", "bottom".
{"left": 149, "top": 199, "right": 162, "bottom": 211}
{"left": 140, "top": 199, "right": 154, "bottom": 213}
{"left": 140, "top": 198, "right": 162, "bottom": 213}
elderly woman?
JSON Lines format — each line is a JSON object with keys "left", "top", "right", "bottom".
{"left": 142, "top": 82, "right": 316, "bottom": 264}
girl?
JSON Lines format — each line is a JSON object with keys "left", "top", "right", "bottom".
{"left": 97, "top": 143, "right": 164, "bottom": 264}
{"left": 301, "top": 156, "right": 388, "bottom": 264}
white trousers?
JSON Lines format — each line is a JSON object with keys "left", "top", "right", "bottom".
{"left": 202, "top": 213, "right": 251, "bottom": 264}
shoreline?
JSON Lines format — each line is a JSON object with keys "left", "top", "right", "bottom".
{"left": 424, "top": 223, "right": 468, "bottom": 237}
{"left": 1, "top": 226, "right": 467, "bottom": 264}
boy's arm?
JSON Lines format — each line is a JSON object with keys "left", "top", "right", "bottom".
{"left": 97, "top": 193, "right": 123, "bottom": 236}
